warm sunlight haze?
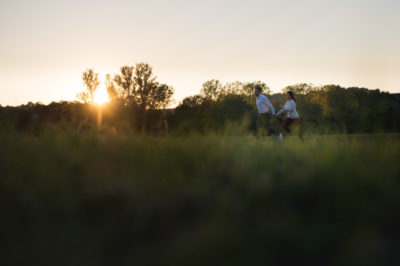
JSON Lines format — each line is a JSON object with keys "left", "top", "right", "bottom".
{"left": 2, "top": 1, "right": 400, "bottom": 265}
{"left": 0, "top": 0, "right": 399, "bottom": 106}
{"left": 93, "top": 84, "right": 110, "bottom": 105}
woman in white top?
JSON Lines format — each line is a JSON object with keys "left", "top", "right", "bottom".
{"left": 276, "top": 91, "right": 303, "bottom": 140}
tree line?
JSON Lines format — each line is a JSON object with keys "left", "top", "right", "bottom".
{"left": 77, "top": 63, "right": 174, "bottom": 110}
{"left": 173, "top": 82, "right": 400, "bottom": 134}
{"left": 1, "top": 62, "right": 399, "bottom": 135}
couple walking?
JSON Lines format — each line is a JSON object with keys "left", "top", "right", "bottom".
{"left": 255, "top": 86, "right": 302, "bottom": 141}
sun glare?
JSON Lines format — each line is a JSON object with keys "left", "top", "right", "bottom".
{"left": 94, "top": 84, "right": 110, "bottom": 105}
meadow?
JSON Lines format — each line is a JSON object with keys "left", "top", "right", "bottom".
{"left": 2, "top": 0, "right": 400, "bottom": 264}
{"left": 1, "top": 130, "right": 400, "bottom": 266}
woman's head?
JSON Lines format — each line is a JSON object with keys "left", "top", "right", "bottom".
{"left": 286, "top": 91, "right": 295, "bottom": 102}
{"left": 254, "top": 85, "right": 262, "bottom": 96}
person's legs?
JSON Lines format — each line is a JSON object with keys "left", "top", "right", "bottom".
{"left": 257, "top": 113, "right": 270, "bottom": 137}
{"left": 291, "top": 118, "right": 303, "bottom": 141}
{"left": 256, "top": 114, "right": 265, "bottom": 137}
{"left": 270, "top": 114, "right": 280, "bottom": 136}
{"left": 281, "top": 117, "right": 304, "bottom": 142}
{"left": 282, "top": 118, "right": 292, "bottom": 133}
{"left": 264, "top": 113, "right": 271, "bottom": 136}
{"left": 256, "top": 115, "right": 261, "bottom": 132}
{"left": 285, "top": 118, "right": 303, "bottom": 141}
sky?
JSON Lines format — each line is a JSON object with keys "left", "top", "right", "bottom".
{"left": 1, "top": 0, "right": 399, "bottom": 106}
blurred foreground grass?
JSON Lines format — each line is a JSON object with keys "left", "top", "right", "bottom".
{"left": 1, "top": 132, "right": 400, "bottom": 266}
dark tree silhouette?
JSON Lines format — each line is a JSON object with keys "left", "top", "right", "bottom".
{"left": 200, "top": 79, "right": 223, "bottom": 101}
{"left": 114, "top": 66, "right": 135, "bottom": 102}
{"left": 76, "top": 69, "right": 99, "bottom": 104}
{"left": 113, "top": 63, "right": 174, "bottom": 110}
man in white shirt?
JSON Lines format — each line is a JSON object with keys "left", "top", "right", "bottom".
{"left": 255, "top": 85, "right": 275, "bottom": 136}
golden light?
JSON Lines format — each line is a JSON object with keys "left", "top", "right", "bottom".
{"left": 93, "top": 84, "right": 110, "bottom": 105}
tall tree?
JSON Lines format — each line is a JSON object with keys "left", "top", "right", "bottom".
{"left": 114, "top": 66, "right": 135, "bottom": 102}
{"left": 133, "top": 63, "right": 174, "bottom": 111}
{"left": 147, "top": 83, "right": 174, "bottom": 109}
{"left": 223, "top": 81, "right": 244, "bottom": 96}
{"left": 77, "top": 68, "right": 99, "bottom": 104}
{"left": 113, "top": 63, "right": 173, "bottom": 110}
{"left": 200, "top": 79, "right": 223, "bottom": 100}
{"left": 134, "top": 63, "right": 157, "bottom": 111}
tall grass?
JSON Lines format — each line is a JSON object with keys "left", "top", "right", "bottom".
{"left": 1, "top": 131, "right": 400, "bottom": 266}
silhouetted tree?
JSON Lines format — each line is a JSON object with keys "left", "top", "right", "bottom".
{"left": 147, "top": 83, "right": 174, "bottom": 109}
{"left": 113, "top": 63, "right": 174, "bottom": 111}
{"left": 2, "top": 82, "right": 400, "bottom": 135}
{"left": 180, "top": 95, "right": 204, "bottom": 108}
{"left": 200, "top": 79, "right": 223, "bottom": 100}
{"left": 131, "top": 63, "right": 175, "bottom": 111}
{"left": 222, "top": 81, "right": 244, "bottom": 97}
{"left": 114, "top": 66, "right": 135, "bottom": 103}
{"left": 77, "top": 69, "right": 99, "bottom": 104}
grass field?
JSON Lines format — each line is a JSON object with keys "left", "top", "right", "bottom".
{"left": 1, "top": 132, "right": 400, "bottom": 266}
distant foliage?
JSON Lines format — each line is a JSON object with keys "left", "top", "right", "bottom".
{"left": 133, "top": 63, "right": 174, "bottom": 110}
{"left": 174, "top": 84, "right": 400, "bottom": 135}
{"left": 76, "top": 69, "right": 100, "bottom": 104}
{"left": 3, "top": 79, "right": 400, "bottom": 135}
{"left": 112, "top": 63, "right": 174, "bottom": 111}
{"left": 113, "top": 65, "right": 135, "bottom": 103}
{"left": 200, "top": 79, "right": 223, "bottom": 100}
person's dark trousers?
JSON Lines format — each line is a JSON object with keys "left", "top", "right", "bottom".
{"left": 256, "top": 112, "right": 272, "bottom": 136}
{"left": 282, "top": 117, "right": 303, "bottom": 140}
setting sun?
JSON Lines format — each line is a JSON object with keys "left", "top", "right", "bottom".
{"left": 93, "top": 84, "right": 110, "bottom": 105}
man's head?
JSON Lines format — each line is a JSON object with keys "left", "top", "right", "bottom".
{"left": 254, "top": 85, "right": 262, "bottom": 97}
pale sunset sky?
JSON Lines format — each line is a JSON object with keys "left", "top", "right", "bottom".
{"left": 1, "top": 0, "right": 399, "bottom": 106}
